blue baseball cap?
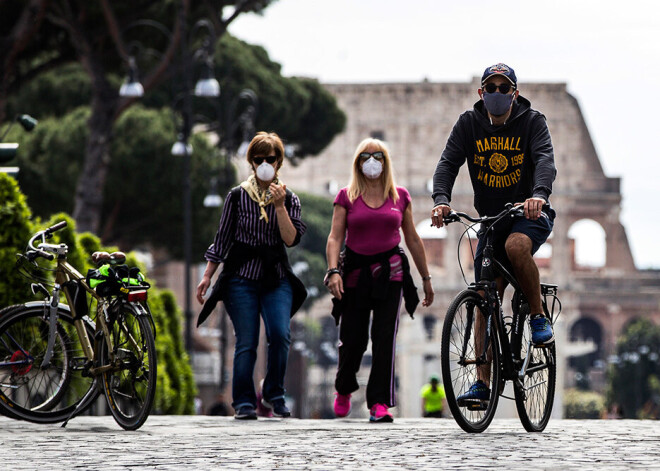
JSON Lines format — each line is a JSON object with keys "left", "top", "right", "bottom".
{"left": 481, "top": 63, "right": 517, "bottom": 87}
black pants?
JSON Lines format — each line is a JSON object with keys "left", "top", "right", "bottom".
{"left": 335, "top": 282, "right": 402, "bottom": 409}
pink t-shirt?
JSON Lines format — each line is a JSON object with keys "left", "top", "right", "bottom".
{"left": 334, "top": 187, "right": 411, "bottom": 286}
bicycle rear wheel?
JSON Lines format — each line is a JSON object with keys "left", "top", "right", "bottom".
{"left": 99, "top": 301, "right": 156, "bottom": 430}
{"left": 513, "top": 319, "right": 556, "bottom": 432}
{"left": 0, "top": 304, "right": 99, "bottom": 423}
{"left": 441, "top": 290, "right": 500, "bottom": 433}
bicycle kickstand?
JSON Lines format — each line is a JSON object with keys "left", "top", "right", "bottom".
{"left": 61, "top": 381, "right": 100, "bottom": 428}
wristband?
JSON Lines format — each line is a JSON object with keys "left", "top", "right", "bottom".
{"left": 422, "top": 275, "right": 432, "bottom": 281}
{"left": 326, "top": 268, "right": 341, "bottom": 276}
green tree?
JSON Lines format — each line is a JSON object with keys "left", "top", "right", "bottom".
{"left": 0, "top": 0, "right": 279, "bottom": 234}
{"left": 0, "top": 173, "right": 34, "bottom": 308}
{"left": 607, "top": 318, "right": 660, "bottom": 419}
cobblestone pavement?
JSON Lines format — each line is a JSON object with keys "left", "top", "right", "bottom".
{"left": 1, "top": 415, "right": 659, "bottom": 470}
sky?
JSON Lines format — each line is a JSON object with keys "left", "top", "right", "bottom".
{"left": 228, "top": 0, "right": 660, "bottom": 269}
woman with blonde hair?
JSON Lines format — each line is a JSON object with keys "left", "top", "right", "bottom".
{"left": 196, "top": 132, "right": 307, "bottom": 420}
{"left": 325, "top": 137, "right": 434, "bottom": 422}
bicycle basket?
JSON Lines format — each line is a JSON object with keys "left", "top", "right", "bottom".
{"left": 86, "top": 264, "right": 150, "bottom": 297}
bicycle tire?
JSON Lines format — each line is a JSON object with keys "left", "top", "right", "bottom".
{"left": 441, "top": 289, "right": 501, "bottom": 433}
{"left": 0, "top": 304, "right": 99, "bottom": 423}
{"left": 513, "top": 319, "right": 556, "bottom": 432}
{"left": 99, "top": 301, "right": 156, "bottom": 430}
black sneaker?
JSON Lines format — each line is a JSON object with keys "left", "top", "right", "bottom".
{"left": 456, "top": 380, "right": 490, "bottom": 410}
{"left": 234, "top": 405, "right": 257, "bottom": 420}
{"left": 261, "top": 398, "right": 291, "bottom": 418}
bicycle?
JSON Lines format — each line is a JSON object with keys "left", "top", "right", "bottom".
{"left": 439, "top": 203, "right": 561, "bottom": 433}
{"left": 0, "top": 221, "right": 157, "bottom": 430}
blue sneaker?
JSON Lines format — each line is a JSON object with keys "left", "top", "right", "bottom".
{"left": 530, "top": 314, "right": 554, "bottom": 346}
{"left": 234, "top": 405, "right": 257, "bottom": 420}
{"left": 456, "top": 380, "right": 490, "bottom": 408}
{"left": 261, "top": 398, "right": 291, "bottom": 418}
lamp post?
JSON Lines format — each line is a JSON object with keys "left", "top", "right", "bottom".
{"left": 171, "top": 17, "right": 219, "bottom": 355}
{"left": 0, "top": 114, "right": 38, "bottom": 176}
{"left": 120, "top": 12, "right": 219, "bottom": 355}
{"left": 202, "top": 91, "right": 258, "bottom": 392}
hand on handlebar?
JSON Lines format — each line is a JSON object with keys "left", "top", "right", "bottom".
{"left": 522, "top": 197, "right": 546, "bottom": 221}
{"left": 430, "top": 204, "right": 452, "bottom": 228}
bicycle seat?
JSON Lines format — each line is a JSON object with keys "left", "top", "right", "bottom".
{"left": 92, "top": 251, "right": 126, "bottom": 266}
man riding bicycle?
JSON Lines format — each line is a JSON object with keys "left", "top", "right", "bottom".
{"left": 430, "top": 63, "right": 556, "bottom": 405}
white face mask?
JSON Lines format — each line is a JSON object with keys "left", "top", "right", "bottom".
{"left": 256, "top": 162, "right": 276, "bottom": 181}
{"left": 362, "top": 157, "right": 383, "bottom": 179}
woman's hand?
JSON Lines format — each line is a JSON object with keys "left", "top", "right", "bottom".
{"left": 422, "top": 278, "right": 434, "bottom": 307}
{"left": 196, "top": 276, "right": 211, "bottom": 305}
{"left": 270, "top": 182, "right": 287, "bottom": 207}
{"left": 325, "top": 272, "right": 344, "bottom": 300}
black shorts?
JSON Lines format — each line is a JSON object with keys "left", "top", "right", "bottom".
{"left": 474, "top": 208, "right": 555, "bottom": 282}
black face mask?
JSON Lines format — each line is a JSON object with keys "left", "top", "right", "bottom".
{"left": 483, "top": 92, "right": 514, "bottom": 116}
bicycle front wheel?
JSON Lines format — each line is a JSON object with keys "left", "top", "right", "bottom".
{"left": 513, "top": 321, "right": 556, "bottom": 432}
{"left": 99, "top": 301, "right": 156, "bottom": 430}
{"left": 441, "top": 289, "right": 500, "bottom": 433}
{"left": 0, "top": 304, "right": 99, "bottom": 423}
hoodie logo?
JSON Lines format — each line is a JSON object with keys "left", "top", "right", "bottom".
{"left": 489, "top": 153, "right": 508, "bottom": 173}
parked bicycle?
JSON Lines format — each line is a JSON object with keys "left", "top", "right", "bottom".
{"left": 0, "top": 221, "right": 157, "bottom": 430}
{"left": 440, "top": 203, "right": 561, "bottom": 433}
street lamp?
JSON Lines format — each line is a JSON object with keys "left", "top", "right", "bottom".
{"left": 120, "top": 14, "right": 219, "bottom": 355}
{"left": 1, "top": 114, "right": 38, "bottom": 176}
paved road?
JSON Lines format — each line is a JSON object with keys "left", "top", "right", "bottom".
{"left": 1, "top": 415, "right": 658, "bottom": 470}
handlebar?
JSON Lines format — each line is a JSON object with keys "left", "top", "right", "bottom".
{"left": 26, "top": 221, "right": 68, "bottom": 261}
{"left": 45, "top": 221, "right": 67, "bottom": 235}
{"left": 443, "top": 203, "right": 526, "bottom": 226}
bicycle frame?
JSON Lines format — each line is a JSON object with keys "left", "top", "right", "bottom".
{"left": 470, "top": 229, "right": 527, "bottom": 388}
{"left": 54, "top": 258, "right": 150, "bottom": 377}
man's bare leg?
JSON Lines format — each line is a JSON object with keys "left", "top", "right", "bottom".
{"left": 505, "top": 233, "right": 542, "bottom": 314}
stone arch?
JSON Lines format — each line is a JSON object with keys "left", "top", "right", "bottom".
{"left": 569, "top": 317, "right": 604, "bottom": 368}
{"left": 568, "top": 219, "right": 606, "bottom": 269}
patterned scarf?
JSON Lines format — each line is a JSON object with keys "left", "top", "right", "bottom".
{"left": 240, "top": 174, "right": 282, "bottom": 223}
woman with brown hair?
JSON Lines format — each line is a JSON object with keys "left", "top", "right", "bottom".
{"left": 196, "top": 132, "right": 306, "bottom": 420}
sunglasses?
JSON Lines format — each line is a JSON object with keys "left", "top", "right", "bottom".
{"left": 483, "top": 82, "right": 515, "bottom": 94}
{"left": 253, "top": 155, "right": 278, "bottom": 165}
{"left": 359, "top": 151, "right": 385, "bottom": 161}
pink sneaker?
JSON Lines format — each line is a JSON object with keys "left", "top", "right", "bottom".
{"left": 369, "top": 404, "right": 393, "bottom": 423}
{"left": 334, "top": 393, "right": 352, "bottom": 417}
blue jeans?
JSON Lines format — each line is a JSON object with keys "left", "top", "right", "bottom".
{"left": 224, "top": 275, "right": 292, "bottom": 410}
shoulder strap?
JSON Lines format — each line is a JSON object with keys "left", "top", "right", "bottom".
{"left": 229, "top": 186, "right": 242, "bottom": 217}
{"left": 285, "top": 188, "right": 293, "bottom": 211}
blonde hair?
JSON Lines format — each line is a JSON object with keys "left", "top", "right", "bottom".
{"left": 347, "top": 138, "right": 398, "bottom": 203}
{"left": 246, "top": 132, "right": 285, "bottom": 171}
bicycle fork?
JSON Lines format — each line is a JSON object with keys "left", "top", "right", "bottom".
{"left": 40, "top": 284, "right": 61, "bottom": 368}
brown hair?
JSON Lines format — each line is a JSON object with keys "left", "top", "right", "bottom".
{"left": 246, "top": 132, "right": 285, "bottom": 171}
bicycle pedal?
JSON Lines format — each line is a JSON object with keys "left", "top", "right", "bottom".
{"left": 458, "top": 399, "right": 489, "bottom": 411}
{"left": 466, "top": 401, "right": 489, "bottom": 411}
